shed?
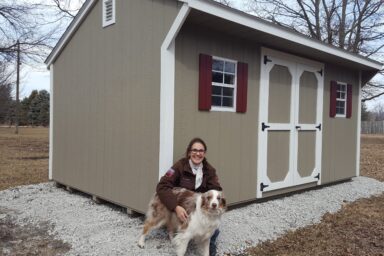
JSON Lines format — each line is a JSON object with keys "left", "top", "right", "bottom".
{"left": 45, "top": 0, "right": 382, "bottom": 213}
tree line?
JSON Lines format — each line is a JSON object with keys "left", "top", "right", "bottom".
{"left": 0, "top": 89, "right": 50, "bottom": 127}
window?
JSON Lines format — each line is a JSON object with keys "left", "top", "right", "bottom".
{"left": 102, "top": 0, "right": 115, "bottom": 28}
{"left": 330, "top": 81, "right": 352, "bottom": 118}
{"left": 199, "top": 54, "right": 248, "bottom": 113}
{"left": 211, "top": 58, "right": 237, "bottom": 110}
{"left": 336, "top": 83, "right": 347, "bottom": 116}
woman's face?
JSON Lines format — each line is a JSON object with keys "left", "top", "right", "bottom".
{"left": 189, "top": 142, "right": 206, "bottom": 165}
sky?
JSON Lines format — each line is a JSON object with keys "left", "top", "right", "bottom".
{"left": 21, "top": 0, "right": 383, "bottom": 110}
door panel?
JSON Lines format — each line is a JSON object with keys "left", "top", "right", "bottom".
{"left": 267, "top": 131, "right": 290, "bottom": 182}
{"left": 297, "top": 131, "right": 316, "bottom": 178}
{"left": 298, "top": 71, "right": 317, "bottom": 124}
{"left": 268, "top": 65, "right": 292, "bottom": 123}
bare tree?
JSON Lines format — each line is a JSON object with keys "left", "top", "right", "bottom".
{"left": 245, "top": 0, "right": 384, "bottom": 102}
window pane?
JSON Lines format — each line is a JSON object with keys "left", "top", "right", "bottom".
{"left": 212, "top": 72, "right": 223, "bottom": 83}
{"left": 212, "top": 60, "right": 224, "bottom": 72}
{"left": 336, "top": 100, "right": 345, "bottom": 114}
{"left": 222, "top": 96, "right": 233, "bottom": 107}
{"left": 340, "top": 92, "right": 346, "bottom": 99}
{"left": 337, "top": 92, "right": 341, "bottom": 99}
{"left": 224, "top": 74, "right": 235, "bottom": 84}
{"left": 212, "top": 86, "right": 222, "bottom": 96}
{"left": 212, "top": 96, "right": 221, "bottom": 106}
{"left": 223, "top": 87, "right": 233, "bottom": 97}
{"left": 224, "top": 62, "right": 235, "bottom": 73}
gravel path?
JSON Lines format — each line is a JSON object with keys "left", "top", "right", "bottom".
{"left": 1, "top": 176, "right": 384, "bottom": 256}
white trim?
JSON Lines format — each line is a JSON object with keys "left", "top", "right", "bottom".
{"left": 356, "top": 71, "right": 362, "bottom": 177}
{"left": 49, "top": 64, "right": 54, "bottom": 180}
{"left": 159, "top": 4, "right": 190, "bottom": 179}
{"left": 102, "top": 0, "right": 116, "bottom": 28}
{"left": 185, "top": 0, "right": 382, "bottom": 70}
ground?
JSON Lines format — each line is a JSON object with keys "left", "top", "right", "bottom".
{"left": 0, "top": 127, "right": 383, "bottom": 256}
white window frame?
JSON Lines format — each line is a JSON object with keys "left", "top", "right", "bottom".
{"left": 102, "top": 0, "right": 116, "bottom": 28}
{"left": 335, "top": 81, "right": 347, "bottom": 118}
{"left": 211, "top": 56, "right": 237, "bottom": 112}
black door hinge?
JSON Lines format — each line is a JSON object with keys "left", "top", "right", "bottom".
{"left": 260, "top": 182, "right": 269, "bottom": 191}
{"left": 314, "top": 173, "right": 320, "bottom": 180}
{"left": 317, "top": 69, "right": 323, "bottom": 76}
{"left": 316, "top": 124, "right": 321, "bottom": 131}
{"left": 262, "top": 122, "right": 270, "bottom": 131}
{"left": 264, "top": 55, "right": 272, "bottom": 65}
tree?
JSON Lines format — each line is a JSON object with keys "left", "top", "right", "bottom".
{"left": 245, "top": 0, "right": 384, "bottom": 101}
{"left": 361, "top": 102, "right": 370, "bottom": 121}
{"left": 0, "top": 62, "right": 13, "bottom": 123}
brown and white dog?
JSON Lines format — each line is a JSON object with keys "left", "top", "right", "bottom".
{"left": 138, "top": 188, "right": 226, "bottom": 256}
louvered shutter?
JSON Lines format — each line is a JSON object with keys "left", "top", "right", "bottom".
{"left": 236, "top": 62, "right": 248, "bottom": 113}
{"left": 346, "top": 84, "right": 352, "bottom": 118}
{"left": 199, "top": 54, "right": 212, "bottom": 111}
{"left": 330, "top": 80, "right": 337, "bottom": 117}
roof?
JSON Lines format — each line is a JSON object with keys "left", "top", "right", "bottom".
{"left": 45, "top": 0, "right": 382, "bottom": 83}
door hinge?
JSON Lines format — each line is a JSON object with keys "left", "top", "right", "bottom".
{"left": 317, "top": 69, "right": 323, "bottom": 76}
{"left": 262, "top": 122, "right": 270, "bottom": 131}
{"left": 314, "top": 173, "right": 320, "bottom": 180}
{"left": 260, "top": 182, "right": 269, "bottom": 191}
{"left": 316, "top": 124, "right": 321, "bottom": 131}
{"left": 264, "top": 55, "right": 272, "bottom": 65}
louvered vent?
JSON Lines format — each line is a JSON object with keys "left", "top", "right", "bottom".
{"left": 102, "top": 0, "right": 115, "bottom": 27}
{"left": 105, "top": 0, "right": 113, "bottom": 22}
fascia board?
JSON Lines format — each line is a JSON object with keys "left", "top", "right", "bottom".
{"left": 185, "top": 0, "right": 383, "bottom": 71}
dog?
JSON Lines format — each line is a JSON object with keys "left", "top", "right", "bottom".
{"left": 138, "top": 188, "right": 226, "bottom": 256}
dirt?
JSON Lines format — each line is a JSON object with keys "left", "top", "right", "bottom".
{"left": 0, "top": 127, "right": 383, "bottom": 256}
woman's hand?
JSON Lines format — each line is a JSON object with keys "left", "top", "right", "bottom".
{"left": 175, "top": 205, "right": 188, "bottom": 223}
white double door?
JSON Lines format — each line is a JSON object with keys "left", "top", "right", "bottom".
{"left": 257, "top": 48, "right": 324, "bottom": 197}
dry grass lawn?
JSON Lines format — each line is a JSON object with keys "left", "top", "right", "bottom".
{"left": 0, "top": 127, "right": 383, "bottom": 256}
{"left": 0, "top": 127, "right": 49, "bottom": 191}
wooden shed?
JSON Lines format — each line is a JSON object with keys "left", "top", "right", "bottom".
{"left": 45, "top": 0, "right": 382, "bottom": 213}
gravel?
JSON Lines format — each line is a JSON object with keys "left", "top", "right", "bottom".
{"left": 1, "top": 176, "right": 384, "bottom": 256}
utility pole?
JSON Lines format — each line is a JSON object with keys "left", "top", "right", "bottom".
{"left": 15, "top": 40, "right": 20, "bottom": 134}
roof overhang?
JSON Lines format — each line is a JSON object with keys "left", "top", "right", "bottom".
{"left": 45, "top": 0, "right": 382, "bottom": 84}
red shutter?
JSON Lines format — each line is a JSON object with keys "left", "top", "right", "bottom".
{"left": 330, "top": 80, "right": 337, "bottom": 117}
{"left": 199, "top": 54, "right": 212, "bottom": 111}
{"left": 346, "top": 84, "right": 352, "bottom": 118}
{"left": 236, "top": 62, "right": 248, "bottom": 113}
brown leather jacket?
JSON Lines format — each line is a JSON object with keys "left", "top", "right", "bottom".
{"left": 156, "top": 158, "right": 222, "bottom": 211}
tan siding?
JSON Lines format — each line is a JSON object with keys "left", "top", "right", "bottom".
{"left": 52, "top": 0, "right": 181, "bottom": 213}
{"left": 174, "top": 24, "right": 260, "bottom": 204}
{"left": 322, "top": 63, "right": 359, "bottom": 184}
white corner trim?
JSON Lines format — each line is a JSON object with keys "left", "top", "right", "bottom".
{"left": 356, "top": 71, "right": 362, "bottom": 177}
{"left": 185, "top": 0, "right": 382, "bottom": 71}
{"left": 49, "top": 64, "right": 54, "bottom": 180}
{"left": 159, "top": 4, "right": 190, "bottom": 179}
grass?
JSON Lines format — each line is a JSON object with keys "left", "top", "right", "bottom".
{"left": 0, "top": 127, "right": 49, "bottom": 191}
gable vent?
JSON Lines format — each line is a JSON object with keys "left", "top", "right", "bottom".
{"left": 102, "top": 0, "right": 115, "bottom": 27}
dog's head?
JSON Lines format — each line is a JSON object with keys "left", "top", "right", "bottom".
{"left": 201, "top": 190, "right": 226, "bottom": 215}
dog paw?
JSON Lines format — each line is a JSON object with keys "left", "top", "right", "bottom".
{"left": 137, "top": 237, "right": 145, "bottom": 248}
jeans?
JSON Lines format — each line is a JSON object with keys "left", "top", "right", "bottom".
{"left": 209, "top": 229, "right": 220, "bottom": 256}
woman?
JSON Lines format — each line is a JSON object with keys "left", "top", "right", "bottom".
{"left": 156, "top": 137, "right": 222, "bottom": 256}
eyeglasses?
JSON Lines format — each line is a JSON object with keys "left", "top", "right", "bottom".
{"left": 190, "top": 149, "right": 206, "bottom": 154}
